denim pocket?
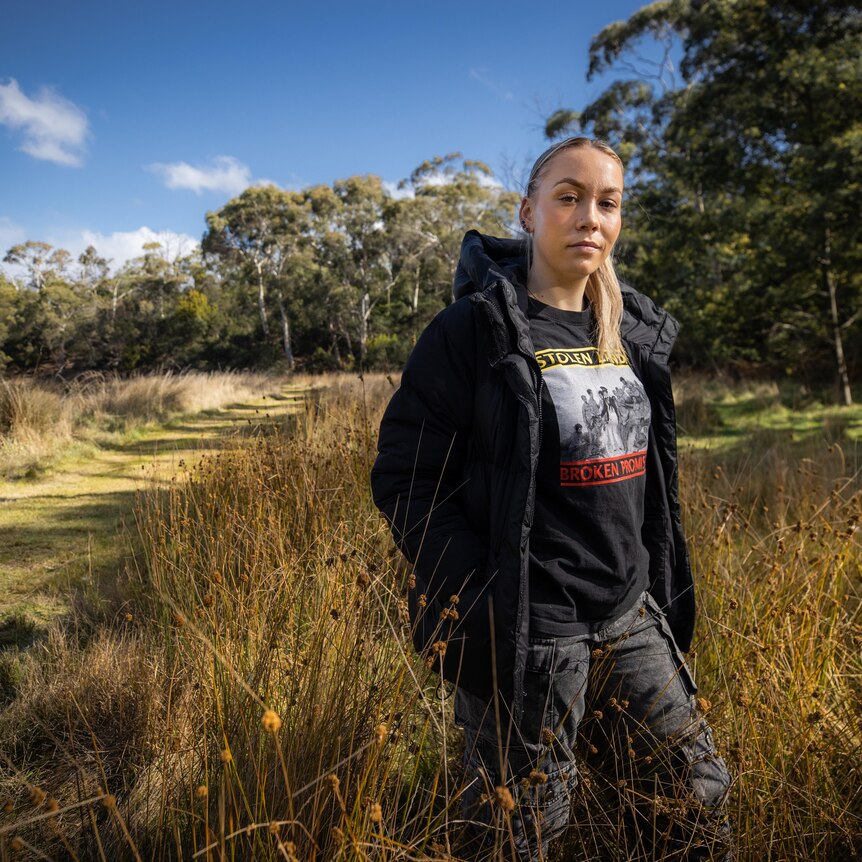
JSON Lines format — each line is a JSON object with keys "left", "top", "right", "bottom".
{"left": 644, "top": 592, "right": 698, "bottom": 697}
{"left": 522, "top": 638, "right": 558, "bottom": 743}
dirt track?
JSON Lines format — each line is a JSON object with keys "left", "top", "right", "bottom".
{"left": 0, "top": 388, "right": 307, "bottom": 625}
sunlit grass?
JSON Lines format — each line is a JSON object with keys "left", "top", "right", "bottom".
{"left": 0, "top": 372, "right": 859, "bottom": 860}
{"left": 0, "top": 372, "right": 283, "bottom": 479}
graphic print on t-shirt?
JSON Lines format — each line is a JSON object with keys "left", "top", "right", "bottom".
{"left": 537, "top": 347, "right": 650, "bottom": 487}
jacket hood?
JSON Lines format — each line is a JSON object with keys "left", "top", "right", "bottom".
{"left": 453, "top": 230, "right": 528, "bottom": 301}
{"left": 452, "top": 229, "right": 680, "bottom": 362}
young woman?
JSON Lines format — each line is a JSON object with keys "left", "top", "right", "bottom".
{"left": 371, "top": 137, "right": 732, "bottom": 860}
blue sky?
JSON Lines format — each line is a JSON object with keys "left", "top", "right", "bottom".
{"left": 1, "top": 0, "right": 652, "bottom": 271}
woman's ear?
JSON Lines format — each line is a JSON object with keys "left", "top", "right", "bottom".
{"left": 519, "top": 197, "right": 532, "bottom": 233}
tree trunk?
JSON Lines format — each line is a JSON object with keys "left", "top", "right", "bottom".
{"left": 276, "top": 292, "right": 294, "bottom": 370}
{"left": 823, "top": 230, "right": 852, "bottom": 406}
{"left": 256, "top": 262, "right": 269, "bottom": 336}
{"left": 329, "top": 321, "right": 342, "bottom": 365}
{"left": 359, "top": 291, "right": 370, "bottom": 361}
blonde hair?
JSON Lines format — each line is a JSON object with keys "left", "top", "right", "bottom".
{"left": 523, "top": 136, "right": 625, "bottom": 359}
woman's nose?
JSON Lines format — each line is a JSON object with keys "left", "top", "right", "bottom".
{"left": 576, "top": 200, "right": 600, "bottom": 229}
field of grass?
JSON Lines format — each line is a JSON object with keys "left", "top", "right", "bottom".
{"left": 0, "top": 372, "right": 859, "bottom": 860}
{"left": 0, "top": 372, "right": 308, "bottom": 630}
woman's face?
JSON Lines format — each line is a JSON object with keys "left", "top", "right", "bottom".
{"left": 520, "top": 146, "right": 623, "bottom": 288}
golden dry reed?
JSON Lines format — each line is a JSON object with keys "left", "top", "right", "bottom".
{"left": 0, "top": 372, "right": 859, "bottom": 860}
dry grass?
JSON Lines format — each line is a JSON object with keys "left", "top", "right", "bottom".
{"left": 0, "top": 372, "right": 859, "bottom": 860}
{"left": 0, "top": 372, "right": 281, "bottom": 479}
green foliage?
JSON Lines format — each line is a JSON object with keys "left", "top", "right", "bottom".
{"left": 559, "top": 0, "right": 862, "bottom": 400}
{"left": 364, "top": 333, "right": 411, "bottom": 371}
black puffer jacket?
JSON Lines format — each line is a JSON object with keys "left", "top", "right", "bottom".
{"left": 371, "top": 230, "right": 693, "bottom": 726}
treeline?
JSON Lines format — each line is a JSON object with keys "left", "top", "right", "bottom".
{"left": 0, "top": 157, "right": 518, "bottom": 375}
{"left": 1, "top": 1, "right": 859, "bottom": 403}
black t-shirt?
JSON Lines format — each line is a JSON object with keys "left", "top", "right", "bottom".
{"left": 527, "top": 296, "right": 652, "bottom": 636}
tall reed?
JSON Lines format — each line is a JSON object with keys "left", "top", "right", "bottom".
{"left": 0, "top": 374, "right": 859, "bottom": 860}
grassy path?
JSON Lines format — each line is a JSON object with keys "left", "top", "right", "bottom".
{"left": 0, "top": 386, "right": 309, "bottom": 630}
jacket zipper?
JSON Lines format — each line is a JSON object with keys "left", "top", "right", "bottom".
{"left": 532, "top": 360, "right": 543, "bottom": 455}
{"left": 485, "top": 283, "right": 543, "bottom": 724}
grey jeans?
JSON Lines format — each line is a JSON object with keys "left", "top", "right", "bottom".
{"left": 454, "top": 590, "right": 733, "bottom": 861}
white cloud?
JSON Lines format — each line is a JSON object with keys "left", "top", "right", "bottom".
{"left": 469, "top": 68, "right": 515, "bottom": 102}
{"left": 147, "top": 155, "right": 253, "bottom": 195}
{"left": 382, "top": 180, "right": 414, "bottom": 200}
{"left": 401, "top": 170, "right": 503, "bottom": 191}
{"left": 0, "top": 78, "right": 89, "bottom": 167}
{"left": 1, "top": 224, "right": 198, "bottom": 282}
{"left": 78, "top": 227, "right": 199, "bottom": 269}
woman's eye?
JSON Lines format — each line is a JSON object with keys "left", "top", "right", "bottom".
{"left": 560, "top": 194, "right": 577, "bottom": 203}
{"left": 601, "top": 200, "right": 619, "bottom": 209}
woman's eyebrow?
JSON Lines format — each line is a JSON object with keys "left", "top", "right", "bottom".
{"left": 552, "top": 177, "right": 623, "bottom": 195}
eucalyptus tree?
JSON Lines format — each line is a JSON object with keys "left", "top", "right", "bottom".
{"left": 0, "top": 273, "right": 18, "bottom": 369}
{"left": 3, "top": 241, "right": 67, "bottom": 292}
{"left": 551, "top": 0, "right": 862, "bottom": 400}
{"left": 391, "top": 153, "right": 520, "bottom": 324}
{"left": 203, "top": 185, "right": 312, "bottom": 367}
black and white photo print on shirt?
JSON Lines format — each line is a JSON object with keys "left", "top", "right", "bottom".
{"left": 536, "top": 346, "right": 651, "bottom": 487}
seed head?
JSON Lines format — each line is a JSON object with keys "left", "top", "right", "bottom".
{"left": 541, "top": 727, "right": 555, "bottom": 745}
{"left": 101, "top": 792, "right": 117, "bottom": 809}
{"left": 327, "top": 774, "right": 340, "bottom": 793}
{"left": 374, "top": 723, "right": 388, "bottom": 744}
{"left": 592, "top": 710, "right": 603, "bottom": 720}
{"left": 369, "top": 801, "right": 383, "bottom": 823}
{"left": 196, "top": 784, "right": 208, "bottom": 799}
{"left": 697, "top": 697, "right": 712, "bottom": 713}
{"left": 528, "top": 769, "right": 548, "bottom": 786}
{"left": 46, "top": 797, "right": 60, "bottom": 813}
{"left": 29, "top": 786, "right": 46, "bottom": 807}
{"left": 220, "top": 748, "right": 232, "bottom": 763}
{"left": 449, "top": 594, "right": 460, "bottom": 605}
{"left": 407, "top": 574, "right": 416, "bottom": 589}
{"left": 261, "top": 709, "right": 282, "bottom": 733}
{"left": 2, "top": 800, "right": 12, "bottom": 813}
{"left": 9, "top": 837, "right": 24, "bottom": 852}
{"left": 173, "top": 612, "right": 186, "bottom": 628}
{"left": 125, "top": 613, "right": 134, "bottom": 622}
{"left": 494, "top": 786, "right": 516, "bottom": 812}
{"left": 203, "top": 593, "right": 215, "bottom": 607}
